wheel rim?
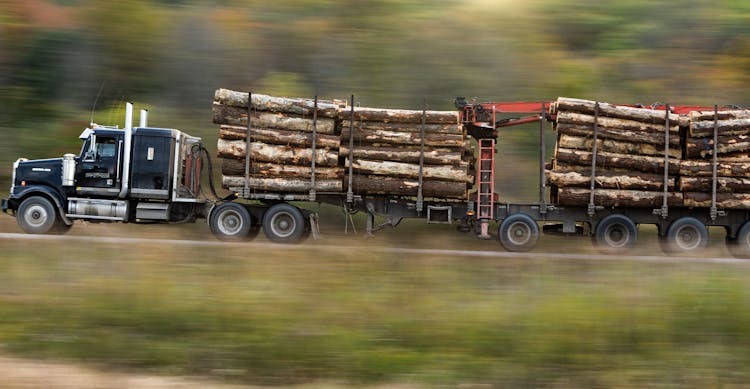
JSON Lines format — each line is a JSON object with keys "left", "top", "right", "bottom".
{"left": 674, "top": 225, "right": 701, "bottom": 250}
{"left": 507, "top": 221, "right": 532, "bottom": 246}
{"left": 217, "top": 210, "right": 243, "bottom": 236}
{"left": 604, "top": 224, "right": 630, "bottom": 248}
{"left": 24, "top": 204, "right": 50, "bottom": 228}
{"left": 270, "top": 212, "right": 296, "bottom": 238}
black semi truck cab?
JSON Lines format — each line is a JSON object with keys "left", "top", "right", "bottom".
{"left": 2, "top": 103, "right": 207, "bottom": 234}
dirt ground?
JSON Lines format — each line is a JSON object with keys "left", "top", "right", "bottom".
{"left": 0, "top": 355, "right": 428, "bottom": 389}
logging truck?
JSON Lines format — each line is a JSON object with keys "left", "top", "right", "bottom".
{"left": 4, "top": 91, "right": 750, "bottom": 257}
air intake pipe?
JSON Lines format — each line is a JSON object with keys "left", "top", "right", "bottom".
{"left": 118, "top": 102, "right": 133, "bottom": 198}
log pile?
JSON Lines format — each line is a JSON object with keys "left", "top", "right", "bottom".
{"left": 547, "top": 97, "right": 683, "bottom": 207}
{"left": 680, "top": 109, "right": 750, "bottom": 209}
{"left": 214, "top": 89, "right": 344, "bottom": 193}
{"left": 548, "top": 97, "right": 750, "bottom": 209}
{"left": 340, "top": 107, "right": 472, "bottom": 199}
{"left": 214, "top": 89, "right": 473, "bottom": 199}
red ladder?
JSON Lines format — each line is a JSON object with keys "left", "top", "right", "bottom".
{"left": 477, "top": 138, "right": 495, "bottom": 238}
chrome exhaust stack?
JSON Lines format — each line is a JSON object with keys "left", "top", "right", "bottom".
{"left": 139, "top": 109, "right": 148, "bottom": 128}
{"left": 118, "top": 102, "right": 133, "bottom": 198}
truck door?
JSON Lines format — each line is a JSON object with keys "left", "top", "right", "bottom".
{"left": 78, "top": 132, "right": 122, "bottom": 190}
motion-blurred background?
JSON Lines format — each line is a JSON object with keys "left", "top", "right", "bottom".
{"left": 2, "top": 0, "right": 750, "bottom": 195}
{"left": 2, "top": 1, "right": 750, "bottom": 388}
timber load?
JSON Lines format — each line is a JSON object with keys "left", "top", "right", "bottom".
{"left": 214, "top": 89, "right": 474, "bottom": 199}
{"left": 547, "top": 97, "right": 750, "bottom": 209}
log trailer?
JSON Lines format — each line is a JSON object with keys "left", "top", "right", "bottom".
{"left": 3, "top": 97, "right": 750, "bottom": 257}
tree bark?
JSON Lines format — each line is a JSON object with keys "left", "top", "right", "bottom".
{"left": 340, "top": 107, "right": 458, "bottom": 124}
{"left": 679, "top": 159, "right": 750, "bottom": 178}
{"left": 219, "top": 125, "right": 340, "bottom": 148}
{"left": 553, "top": 97, "right": 680, "bottom": 124}
{"left": 341, "top": 127, "right": 467, "bottom": 147}
{"left": 222, "top": 176, "right": 342, "bottom": 192}
{"left": 340, "top": 120, "right": 463, "bottom": 135}
{"left": 220, "top": 159, "right": 343, "bottom": 179}
{"left": 683, "top": 192, "right": 750, "bottom": 209}
{"left": 214, "top": 88, "right": 340, "bottom": 118}
{"left": 345, "top": 175, "right": 467, "bottom": 199}
{"left": 556, "top": 111, "right": 679, "bottom": 133}
{"left": 684, "top": 134, "right": 750, "bottom": 158}
{"left": 556, "top": 123, "right": 680, "bottom": 147}
{"left": 339, "top": 145, "right": 466, "bottom": 166}
{"left": 690, "top": 109, "right": 750, "bottom": 123}
{"left": 558, "top": 134, "right": 680, "bottom": 158}
{"left": 678, "top": 176, "right": 750, "bottom": 193}
{"left": 217, "top": 139, "right": 338, "bottom": 166}
{"left": 346, "top": 158, "right": 472, "bottom": 183}
{"left": 689, "top": 118, "right": 750, "bottom": 138}
{"left": 546, "top": 168, "right": 674, "bottom": 190}
{"left": 556, "top": 187, "right": 683, "bottom": 208}
{"left": 212, "top": 104, "right": 337, "bottom": 133}
{"left": 554, "top": 147, "right": 680, "bottom": 174}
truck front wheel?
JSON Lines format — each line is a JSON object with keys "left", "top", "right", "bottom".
{"left": 17, "top": 196, "right": 58, "bottom": 234}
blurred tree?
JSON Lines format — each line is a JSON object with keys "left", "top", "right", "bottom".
{"left": 79, "top": 0, "right": 169, "bottom": 100}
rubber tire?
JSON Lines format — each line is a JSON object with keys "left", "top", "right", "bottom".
{"left": 262, "top": 203, "right": 306, "bottom": 244}
{"left": 209, "top": 202, "right": 254, "bottom": 241}
{"left": 51, "top": 219, "right": 73, "bottom": 235}
{"left": 727, "top": 222, "right": 750, "bottom": 258}
{"left": 594, "top": 214, "right": 637, "bottom": 251}
{"left": 17, "top": 196, "right": 58, "bottom": 234}
{"left": 498, "top": 213, "right": 540, "bottom": 252}
{"left": 663, "top": 217, "right": 709, "bottom": 253}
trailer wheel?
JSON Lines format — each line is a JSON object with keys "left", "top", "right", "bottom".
{"left": 594, "top": 214, "right": 637, "bottom": 251}
{"left": 209, "top": 202, "right": 254, "bottom": 241}
{"left": 498, "top": 213, "right": 539, "bottom": 252}
{"left": 727, "top": 222, "right": 750, "bottom": 258}
{"left": 663, "top": 217, "right": 708, "bottom": 253}
{"left": 17, "top": 196, "right": 58, "bottom": 234}
{"left": 262, "top": 203, "right": 306, "bottom": 244}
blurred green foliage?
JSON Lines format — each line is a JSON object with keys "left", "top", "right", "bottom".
{"left": 1, "top": 0, "right": 750, "bottom": 191}
{"left": 1, "top": 240, "right": 750, "bottom": 387}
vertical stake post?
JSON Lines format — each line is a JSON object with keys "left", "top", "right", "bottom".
{"left": 539, "top": 102, "right": 547, "bottom": 214}
{"left": 660, "top": 104, "right": 670, "bottom": 219}
{"left": 711, "top": 104, "right": 719, "bottom": 220}
{"left": 416, "top": 98, "right": 426, "bottom": 214}
{"left": 243, "top": 91, "right": 252, "bottom": 197}
{"left": 587, "top": 102, "right": 599, "bottom": 217}
{"left": 309, "top": 95, "right": 318, "bottom": 201}
{"left": 346, "top": 94, "right": 355, "bottom": 204}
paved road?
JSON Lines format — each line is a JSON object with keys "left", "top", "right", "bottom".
{"left": 1, "top": 232, "right": 749, "bottom": 265}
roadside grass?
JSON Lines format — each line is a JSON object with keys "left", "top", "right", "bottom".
{"left": 0, "top": 238, "right": 749, "bottom": 387}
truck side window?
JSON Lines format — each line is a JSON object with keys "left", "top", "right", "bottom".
{"left": 97, "top": 137, "right": 116, "bottom": 157}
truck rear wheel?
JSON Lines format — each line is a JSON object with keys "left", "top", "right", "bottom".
{"left": 498, "top": 213, "right": 539, "bottom": 252}
{"left": 727, "top": 221, "right": 750, "bottom": 258}
{"left": 594, "top": 214, "right": 637, "bottom": 251}
{"left": 209, "top": 202, "right": 255, "bottom": 241}
{"left": 663, "top": 217, "right": 708, "bottom": 253}
{"left": 262, "top": 203, "right": 306, "bottom": 244}
{"left": 17, "top": 196, "right": 58, "bottom": 234}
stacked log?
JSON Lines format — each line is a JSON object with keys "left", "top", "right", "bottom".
{"left": 214, "top": 89, "right": 473, "bottom": 199}
{"left": 680, "top": 109, "right": 750, "bottom": 209}
{"left": 340, "top": 107, "right": 473, "bottom": 199}
{"left": 214, "top": 89, "right": 344, "bottom": 193}
{"left": 547, "top": 97, "right": 683, "bottom": 207}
